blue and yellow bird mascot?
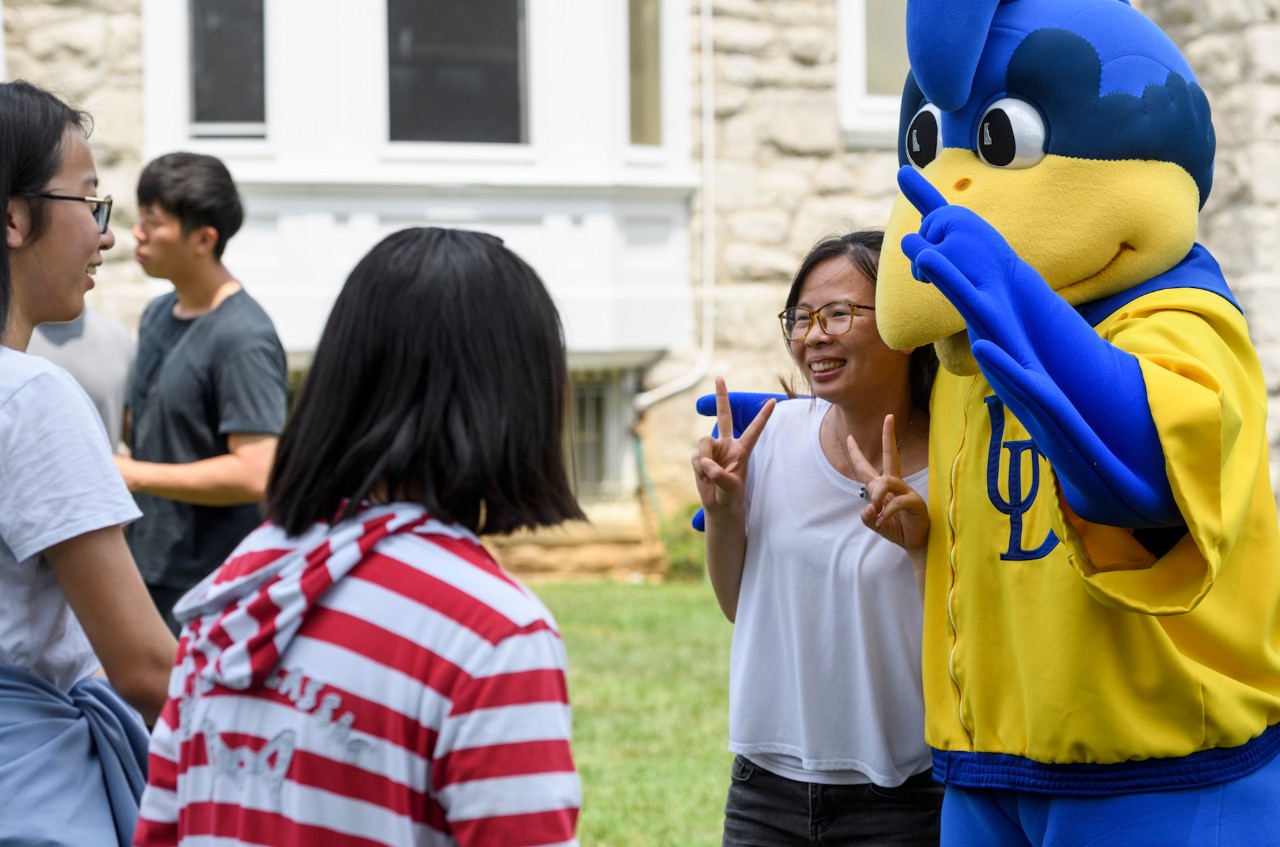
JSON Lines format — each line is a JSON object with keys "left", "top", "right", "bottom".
{"left": 878, "top": 0, "right": 1280, "bottom": 841}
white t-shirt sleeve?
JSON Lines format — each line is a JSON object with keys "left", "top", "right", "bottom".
{"left": 0, "top": 368, "right": 140, "bottom": 562}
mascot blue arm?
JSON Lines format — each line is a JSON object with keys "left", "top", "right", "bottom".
{"left": 899, "top": 167, "right": 1180, "bottom": 528}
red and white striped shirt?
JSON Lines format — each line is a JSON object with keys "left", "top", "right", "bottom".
{"left": 133, "top": 503, "right": 579, "bottom": 847}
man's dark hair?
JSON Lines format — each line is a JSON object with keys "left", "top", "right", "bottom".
{"left": 0, "top": 80, "right": 91, "bottom": 334}
{"left": 785, "top": 230, "right": 938, "bottom": 413}
{"left": 265, "top": 226, "right": 585, "bottom": 537}
{"left": 136, "top": 151, "right": 243, "bottom": 258}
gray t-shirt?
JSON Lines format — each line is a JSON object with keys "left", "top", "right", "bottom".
{"left": 27, "top": 309, "right": 135, "bottom": 449}
{"left": 126, "top": 289, "right": 288, "bottom": 590}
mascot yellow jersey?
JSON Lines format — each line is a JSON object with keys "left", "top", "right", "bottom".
{"left": 927, "top": 277, "right": 1280, "bottom": 791}
{"left": 880, "top": 0, "right": 1280, "bottom": 792}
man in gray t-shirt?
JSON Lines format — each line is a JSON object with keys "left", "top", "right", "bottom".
{"left": 117, "top": 153, "right": 287, "bottom": 634}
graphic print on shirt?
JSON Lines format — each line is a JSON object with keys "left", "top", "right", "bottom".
{"left": 263, "top": 665, "right": 370, "bottom": 763}
{"left": 203, "top": 721, "right": 296, "bottom": 811}
{"left": 984, "top": 395, "right": 1059, "bottom": 561}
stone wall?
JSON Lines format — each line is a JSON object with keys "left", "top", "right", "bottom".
{"left": 1138, "top": 0, "right": 1280, "bottom": 498}
{"left": 2, "top": 0, "right": 152, "bottom": 325}
{"left": 642, "top": 0, "right": 902, "bottom": 519}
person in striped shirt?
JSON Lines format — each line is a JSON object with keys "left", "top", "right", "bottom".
{"left": 134, "top": 226, "right": 586, "bottom": 847}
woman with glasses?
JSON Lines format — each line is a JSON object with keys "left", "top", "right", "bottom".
{"left": 0, "top": 80, "right": 177, "bottom": 845}
{"left": 135, "top": 227, "right": 584, "bottom": 846}
{"left": 692, "top": 230, "right": 942, "bottom": 845}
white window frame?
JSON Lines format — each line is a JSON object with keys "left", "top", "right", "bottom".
{"left": 836, "top": 0, "right": 905, "bottom": 149}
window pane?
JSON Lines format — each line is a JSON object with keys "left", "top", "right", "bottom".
{"left": 387, "top": 0, "right": 527, "bottom": 144}
{"left": 570, "top": 376, "right": 609, "bottom": 498}
{"left": 629, "top": 0, "right": 662, "bottom": 146}
{"left": 865, "top": 0, "right": 908, "bottom": 98}
{"left": 190, "top": 0, "right": 265, "bottom": 131}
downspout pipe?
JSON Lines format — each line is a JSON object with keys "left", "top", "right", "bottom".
{"left": 633, "top": 0, "right": 715, "bottom": 413}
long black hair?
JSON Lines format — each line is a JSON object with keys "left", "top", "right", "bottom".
{"left": 784, "top": 230, "right": 938, "bottom": 413}
{"left": 265, "top": 226, "right": 585, "bottom": 537}
{"left": 0, "top": 81, "right": 91, "bottom": 335}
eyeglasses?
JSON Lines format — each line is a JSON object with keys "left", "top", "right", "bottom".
{"left": 778, "top": 300, "right": 875, "bottom": 341}
{"left": 20, "top": 193, "right": 113, "bottom": 234}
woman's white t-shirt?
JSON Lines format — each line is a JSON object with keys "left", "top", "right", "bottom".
{"left": 0, "top": 348, "right": 140, "bottom": 689}
{"left": 730, "top": 397, "right": 931, "bottom": 787}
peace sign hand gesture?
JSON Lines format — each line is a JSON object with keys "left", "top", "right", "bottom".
{"left": 691, "top": 376, "right": 776, "bottom": 517}
{"left": 846, "top": 413, "right": 930, "bottom": 555}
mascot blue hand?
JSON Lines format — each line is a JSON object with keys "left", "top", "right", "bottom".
{"left": 899, "top": 166, "right": 1180, "bottom": 528}
{"left": 695, "top": 391, "right": 788, "bottom": 439}
{"left": 691, "top": 390, "right": 790, "bottom": 531}
{"left": 898, "top": 164, "right": 949, "bottom": 285}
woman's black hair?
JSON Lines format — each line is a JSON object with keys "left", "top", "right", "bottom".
{"left": 783, "top": 230, "right": 938, "bottom": 413}
{"left": 265, "top": 226, "right": 586, "bottom": 537}
{"left": 0, "top": 81, "right": 91, "bottom": 334}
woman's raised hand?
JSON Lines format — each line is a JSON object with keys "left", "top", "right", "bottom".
{"left": 691, "top": 376, "right": 776, "bottom": 516}
{"left": 846, "top": 414, "right": 930, "bottom": 554}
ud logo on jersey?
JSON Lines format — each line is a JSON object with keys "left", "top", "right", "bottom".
{"left": 985, "top": 396, "right": 1059, "bottom": 561}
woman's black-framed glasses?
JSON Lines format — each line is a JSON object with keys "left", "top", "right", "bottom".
{"left": 778, "top": 300, "right": 875, "bottom": 342}
{"left": 21, "top": 193, "right": 113, "bottom": 234}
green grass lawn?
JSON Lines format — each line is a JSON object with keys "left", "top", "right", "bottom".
{"left": 535, "top": 579, "right": 733, "bottom": 847}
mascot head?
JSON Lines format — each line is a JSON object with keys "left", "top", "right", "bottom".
{"left": 878, "top": 0, "right": 1215, "bottom": 373}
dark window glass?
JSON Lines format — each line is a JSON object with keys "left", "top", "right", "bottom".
{"left": 190, "top": 0, "right": 266, "bottom": 132}
{"left": 387, "top": 0, "right": 527, "bottom": 144}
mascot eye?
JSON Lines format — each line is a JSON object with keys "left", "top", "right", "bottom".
{"left": 976, "top": 98, "right": 1046, "bottom": 169}
{"left": 905, "top": 104, "right": 942, "bottom": 170}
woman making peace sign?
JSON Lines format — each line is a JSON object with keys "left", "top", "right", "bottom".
{"left": 692, "top": 230, "right": 942, "bottom": 845}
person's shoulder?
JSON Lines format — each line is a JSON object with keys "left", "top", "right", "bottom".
{"left": 0, "top": 349, "right": 84, "bottom": 410}
{"left": 84, "top": 309, "right": 134, "bottom": 344}
{"left": 200, "top": 290, "right": 284, "bottom": 362}
{"left": 383, "top": 521, "right": 559, "bottom": 631}
{"left": 139, "top": 291, "right": 178, "bottom": 326}
{"left": 223, "top": 288, "right": 273, "bottom": 321}
{"left": 771, "top": 396, "right": 824, "bottom": 426}
{"left": 0, "top": 347, "right": 68, "bottom": 386}
{"left": 216, "top": 290, "right": 283, "bottom": 342}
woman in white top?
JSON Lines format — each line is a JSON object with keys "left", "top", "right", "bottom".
{"left": 692, "top": 231, "right": 942, "bottom": 845}
{"left": 0, "top": 80, "right": 177, "bottom": 846}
